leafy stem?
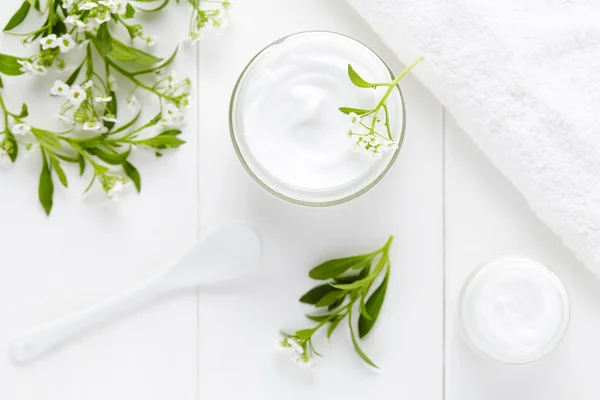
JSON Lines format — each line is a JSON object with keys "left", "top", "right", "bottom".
{"left": 340, "top": 56, "right": 424, "bottom": 155}
{"left": 278, "top": 236, "right": 394, "bottom": 368}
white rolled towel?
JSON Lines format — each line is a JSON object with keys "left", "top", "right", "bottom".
{"left": 345, "top": 0, "right": 600, "bottom": 276}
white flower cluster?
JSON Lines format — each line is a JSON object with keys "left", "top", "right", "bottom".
{"left": 51, "top": 79, "right": 115, "bottom": 133}
{"left": 99, "top": 173, "right": 132, "bottom": 201}
{"left": 18, "top": 59, "right": 48, "bottom": 76}
{"left": 64, "top": 0, "right": 128, "bottom": 32}
{"left": 188, "top": 0, "right": 230, "bottom": 42}
{"left": 275, "top": 337, "right": 314, "bottom": 369}
{"left": 156, "top": 71, "right": 192, "bottom": 128}
{"left": 346, "top": 112, "right": 399, "bottom": 158}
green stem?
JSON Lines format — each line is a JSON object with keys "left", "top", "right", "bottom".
{"left": 376, "top": 57, "right": 424, "bottom": 109}
{"left": 0, "top": 92, "right": 10, "bottom": 132}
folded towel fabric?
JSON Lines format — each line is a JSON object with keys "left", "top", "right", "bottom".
{"left": 345, "top": 0, "right": 600, "bottom": 276}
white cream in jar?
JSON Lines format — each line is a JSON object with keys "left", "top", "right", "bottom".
{"left": 459, "top": 257, "right": 570, "bottom": 364}
{"left": 230, "top": 31, "right": 404, "bottom": 205}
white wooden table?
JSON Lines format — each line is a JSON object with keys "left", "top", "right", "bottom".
{"left": 1, "top": 0, "right": 599, "bottom": 399}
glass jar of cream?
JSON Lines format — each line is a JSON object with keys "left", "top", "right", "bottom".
{"left": 229, "top": 31, "right": 405, "bottom": 206}
{"left": 459, "top": 256, "right": 570, "bottom": 364}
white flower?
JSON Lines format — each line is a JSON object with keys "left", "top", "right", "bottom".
{"left": 275, "top": 339, "right": 292, "bottom": 353}
{"left": 349, "top": 112, "right": 361, "bottom": 125}
{"left": 50, "top": 80, "right": 70, "bottom": 96}
{"left": 79, "top": 1, "right": 98, "bottom": 10}
{"left": 95, "top": 10, "right": 111, "bottom": 24}
{"left": 32, "top": 60, "right": 47, "bottom": 76}
{"left": 95, "top": 94, "right": 112, "bottom": 103}
{"left": 106, "top": 176, "right": 131, "bottom": 201}
{"left": 293, "top": 356, "right": 314, "bottom": 369}
{"left": 98, "top": 0, "right": 114, "bottom": 6}
{"left": 17, "top": 60, "right": 33, "bottom": 73}
{"left": 40, "top": 34, "right": 58, "bottom": 50}
{"left": 113, "top": 0, "right": 128, "bottom": 15}
{"left": 54, "top": 113, "right": 74, "bottom": 125}
{"left": 57, "top": 34, "right": 76, "bottom": 53}
{"left": 162, "top": 103, "right": 180, "bottom": 120}
{"left": 126, "top": 95, "right": 138, "bottom": 113}
{"left": 67, "top": 85, "right": 87, "bottom": 105}
{"left": 82, "top": 119, "right": 103, "bottom": 131}
{"left": 102, "top": 114, "right": 118, "bottom": 123}
{"left": 12, "top": 123, "right": 31, "bottom": 136}
{"left": 145, "top": 36, "right": 156, "bottom": 48}
{"left": 286, "top": 338, "right": 304, "bottom": 355}
{"left": 82, "top": 80, "right": 93, "bottom": 89}
{"left": 0, "top": 147, "right": 9, "bottom": 168}
{"left": 107, "top": 74, "right": 118, "bottom": 90}
{"left": 62, "top": 0, "right": 74, "bottom": 10}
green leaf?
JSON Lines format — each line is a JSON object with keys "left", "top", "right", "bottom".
{"left": 77, "top": 153, "right": 86, "bottom": 176}
{"left": 327, "top": 295, "right": 346, "bottom": 311}
{"left": 348, "top": 308, "right": 378, "bottom": 368}
{"left": 124, "top": 3, "right": 135, "bottom": 18}
{"left": 330, "top": 276, "right": 371, "bottom": 291}
{"left": 0, "top": 54, "right": 25, "bottom": 76}
{"left": 50, "top": 156, "right": 68, "bottom": 188}
{"left": 103, "top": 91, "right": 117, "bottom": 131}
{"left": 299, "top": 284, "right": 339, "bottom": 305}
{"left": 295, "top": 329, "right": 313, "bottom": 339}
{"left": 4, "top": 1, "right": 31, "bottom": 32}
{"left": 137, "top": 0, "right": 169, "bottom": 12}
{"left": 347, "top": 64, "right": 379, "bottom": 88}
{"left": 51, "top": 19, "right": 66, "bottom": 36}
{"left": 54, "top": 153, "right": 79, "bottom": 163}
{"left": 94, "top": 23, "right": 113, "bottom": 57}
{"left": 65, "top": 62, "right": 83, "bottom": 86}
{"left": 123, "top": 161, "right": 141, "bottom": 192}
{"left": 31, "top": 128, "right": 61, "bottom": 149}
{"left": 309, "top": 255, "right": 366, "bottom": 280}
{"left": 334, "top": 273, "right": 367, "bottom": 285}
{"left": 338, "top": 107, "right": 372, "bottom": 115}
{"left": 305, "top": 314, "right": 331, "bottom": 323}
{"left": 109, "top": 38, "right": 162, "bottom": 66}
{"left": 358, "top": 269, "right": 389, "bottom": 338}
{"left": 131, "top": 131, "right": 185, "bottom": 149}
{"left": 315, "top": 290, "right": 346, "bottom": 308}
{"left": 39, "top": 155, "right": 54, "bottom": 215}
{"left": 0, "top": 75, "right": 3, "bottom": 88}
{"left": 359, "top": 294, "right": 371, "bottom": 321}
{"left": 111, "top": 110, "right": 141, "bottom": 134}
{"left": 133, "top": 47, "right": 178, "bottom": 76}
{"left": 327, "top": 318, "right": 341, "bottom": 339}
{"left": 86, "top": 147, "right": 131, "bottom": 165}
{"left": 18, "top": 103, "right": 28, "bottom": 118}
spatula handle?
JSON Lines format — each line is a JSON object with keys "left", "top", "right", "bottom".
{"left": 9, "top": 279, "right": 163, "bottom": 363}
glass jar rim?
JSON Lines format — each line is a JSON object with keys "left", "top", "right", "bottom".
{"left": 228, "top": 30, "right": 406, "bottom": 206}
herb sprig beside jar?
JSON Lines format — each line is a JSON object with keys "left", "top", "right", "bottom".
{"left": 277, "top": 236, "right": 394, "bottom": 369}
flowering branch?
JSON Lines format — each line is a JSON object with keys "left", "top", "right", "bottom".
{"left": 340, "top": 57, "right": 423, "bottom": 157}
{"left": 0, "top": 0, "right": 230, "bottom": 215}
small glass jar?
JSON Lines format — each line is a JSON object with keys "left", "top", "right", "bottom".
{"left": 229, "top": 31, "right": 405, "bottom": 206}
{"left": 458, "top": 256, "right": 570, "bottom": 365}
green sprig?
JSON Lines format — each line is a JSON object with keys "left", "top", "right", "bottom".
{"left": 341, "top": 57, "right": 423, "bottom": 156}
{"left": 279, "top": 236, "right": 394, "bottom": 368}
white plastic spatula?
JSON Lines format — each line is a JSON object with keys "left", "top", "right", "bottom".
{"left": 9, "top": 223, "right": 262, "bottom": 363}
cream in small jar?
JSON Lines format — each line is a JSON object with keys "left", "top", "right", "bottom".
{"left": 459, "top": 257, "right": 570, "bottom": 364}
{"left": 230, "top": 31, "right": 403, "bottom": 205}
